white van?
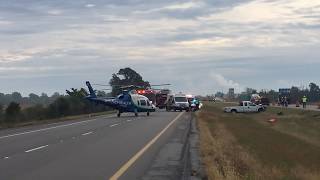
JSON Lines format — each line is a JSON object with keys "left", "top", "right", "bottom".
{"left": 165, "top": 93, "right": 190, "bottom": 112}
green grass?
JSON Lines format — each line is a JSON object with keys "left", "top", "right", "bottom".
{"left": 198, "top": 102, "right": 320, "bottom": 179}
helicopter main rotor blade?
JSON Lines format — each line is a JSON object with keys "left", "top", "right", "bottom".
{"left": 150, "top": 84, "right": 171, "bottom": 86}
{"left": 92, "top": 83, "right": 110, "bottom": 87}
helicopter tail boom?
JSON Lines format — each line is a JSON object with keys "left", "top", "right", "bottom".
{"left": 86, "top": 81, "right": 97, "bottom": 98}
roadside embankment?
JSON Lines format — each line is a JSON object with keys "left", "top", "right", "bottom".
{"left": 196, "top": 102, "right": 320, "bottom": 180}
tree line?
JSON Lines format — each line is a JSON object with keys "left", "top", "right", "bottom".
{"left": 216, "top": 82, "right": 320, "bottom": 103}
{"left": 0, "top": 92, "right": 61, "bottom": 107}
{"left": 0, "top": 88, "right": 110, "bottom": 127}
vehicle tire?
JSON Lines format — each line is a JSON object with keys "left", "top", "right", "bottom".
{"left": 180, "top": 109, "right": 182, "bottom": 112}
{"left": 258, "top": 108, "right": 263, "bottom": 113}
{"left": 186, "top": 109, "right": 189, "bottom": 112}
{"left": 117, "top": 113, "right": 120, "bottom": 117}
{"left": 231, "top": 109, "right": 237, "bottom": 114}
{"left": 147, "top": 112, "right": 150, "bottom": 116}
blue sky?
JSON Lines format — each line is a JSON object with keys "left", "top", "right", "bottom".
{"left": 0, "top": 0, "right": 319, "bottom": 96}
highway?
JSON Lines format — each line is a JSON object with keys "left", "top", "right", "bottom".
{"left": 0, "top": 110, "right": 190, "bottom": 180}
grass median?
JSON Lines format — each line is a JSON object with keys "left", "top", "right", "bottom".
{"left": 197, "top": 102, "right": 320, "bottom": 180}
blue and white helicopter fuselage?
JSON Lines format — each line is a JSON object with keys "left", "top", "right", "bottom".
{"left": 85, "top": 81, "right": 156, "bottom": 117}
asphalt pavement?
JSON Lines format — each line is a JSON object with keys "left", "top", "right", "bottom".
{"left": 0, "top": 110, "right": 190, "bottom": 180}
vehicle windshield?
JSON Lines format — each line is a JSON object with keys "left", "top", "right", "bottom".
{"left": 175, "top": 97, "right": 188, "bottom": 102}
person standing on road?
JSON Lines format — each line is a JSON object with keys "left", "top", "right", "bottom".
{"left": 302, "top": 96, "right": 307, "bottom": 109}
{"left": 284, "top": 96, "right": 288, "bottom": 108}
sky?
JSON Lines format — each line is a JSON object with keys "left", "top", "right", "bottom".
{"left": 0, "top": 0, "right": 320, "bottom": 96}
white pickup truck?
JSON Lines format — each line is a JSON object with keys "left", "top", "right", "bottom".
{"left": 224, "top": 101, "right": 265, "bottom": 113}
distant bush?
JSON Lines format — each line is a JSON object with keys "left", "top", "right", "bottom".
{"left": 0, "top": 104, "right": 3, "bottom": 124}
{"left": 5, "top": 102, "right": 22, "bottom": 124}
{"left": 23, "top": 104, "right": 46, "bottom": 121}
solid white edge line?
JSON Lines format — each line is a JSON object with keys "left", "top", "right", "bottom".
{"left": 0, "top": 114, "right": 114, "bottom": 139}
{"left": 25, "top": 145, "right": 49, "bottom": 153}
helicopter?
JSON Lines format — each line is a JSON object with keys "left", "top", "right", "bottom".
{"left": 85, "top": 81, "right": 156, "bottom": 117}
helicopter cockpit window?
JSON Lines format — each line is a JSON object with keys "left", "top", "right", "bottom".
{"left": 140, "top": 100, "right": 146, "bottom": 106}
{"left": 118, "top": 95, "right": 124, "bottom": 99}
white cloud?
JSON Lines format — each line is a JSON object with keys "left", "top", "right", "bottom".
{"left": 163, "top": 1, "right": 203, "bottom": 10}
{"left": 103, "top": 15, "right": 129, "bottom": 22}
{"left": 85, "top": 4, "right": 96, "bottom": 8}
{"left": 134, "top": 1, "right": 204, "bottom": 14}
{"left": 209, "top": 73, "right": 243, "bottom": 93}
{"left": 47, "top": 10, "right": 62, "bottom": 15}
{"left": 200, "top": 0, "right": 320, "bottom": 25}
{"left": 0, "top": 20, "right": 13, "bottom": 25}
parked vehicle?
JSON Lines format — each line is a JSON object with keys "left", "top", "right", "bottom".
{"left": 165, "top": 93, "right": 190, "bottom": 112}
{"left": 260, "top": 97, "right": 270, "bottom": 106}
{"left": 155, "top": 89, "right": 171, "bottom": 109}
{"left": 224, "top": 101, "right": 265, "bottom": 113}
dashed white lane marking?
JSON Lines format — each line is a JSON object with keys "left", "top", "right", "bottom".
{"left": 72, "top": 137, "right": 76, "bottom": 139}
{"left": 0, "top": 118, "right": 102, "bottom": 139}
{"left": 126, "top": 120, "right": 132, "bottom": 122}
{"left": 110, "top": 123, "right": 120, "bottom": 127}
{"left": 82, "top": 132, "right": 93, "bottom": 136}
{"left": 3, "top": 156, "right": 9, "bottom": 159}
{"left": 25, "top": 145, "right": 49, "bottom": 153}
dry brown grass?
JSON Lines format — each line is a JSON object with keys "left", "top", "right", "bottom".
{"left": 197, "top": 103, "right": 320, "bottom": 180}
{"left": 198, "top": 111, "right": 269, "bottom": 179}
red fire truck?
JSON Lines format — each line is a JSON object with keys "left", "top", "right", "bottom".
{"left": 136, "top": 89, "right": 171, "bottom": 109}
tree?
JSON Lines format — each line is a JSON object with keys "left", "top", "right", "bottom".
{"left": 55, "top": 97, "right": 70, "bottom": 116}
{"left": 5, "top": 102, "right": 21, "bottom": 123}
{"left": 309, "top": 83, "right": 320, "bottom": 102}
{"left": 40, "top": 93, "right": 50, "bottom": 105}
{"left": 290, "top": 86, "right": 302, "bottom": 103}
{"left": 24, "top": 104, "right": 46, "bottom": 121}
{"left": 66, "top": 88, "right": 88, "bottom": 98}
{"left": 11, "top": 92, "right": 22, "bottom": 103}
{"left": 245, "top": 88, "right": 257, "bottom": 95}
{"left": 0, "top": 93, "right": 6, "bottom": 105}
{"left": 109, "top": 68, "right": 150, "bottom": 96}
{"left": 97, "top": 91, "right": 107, "bottom": 97}
{"left": 47, "top": 97, "right": 70, "bottom": 118}
{"left": 266, "top": 89, "right": 279, "bottom": 103}
{"left": 29, "top": 93, "right": 40, "bottom": 105}
{"left": 215, "top": 92, "right": 224, "bottom": 98}
{"left": 51, "top": 92, "right": 61, "bottom": 99}
{"left": 0, "top": 104, "right": 3, "bottom": 123}
{"left": 0, "top": 104, "right": 3, "bottom": 115}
